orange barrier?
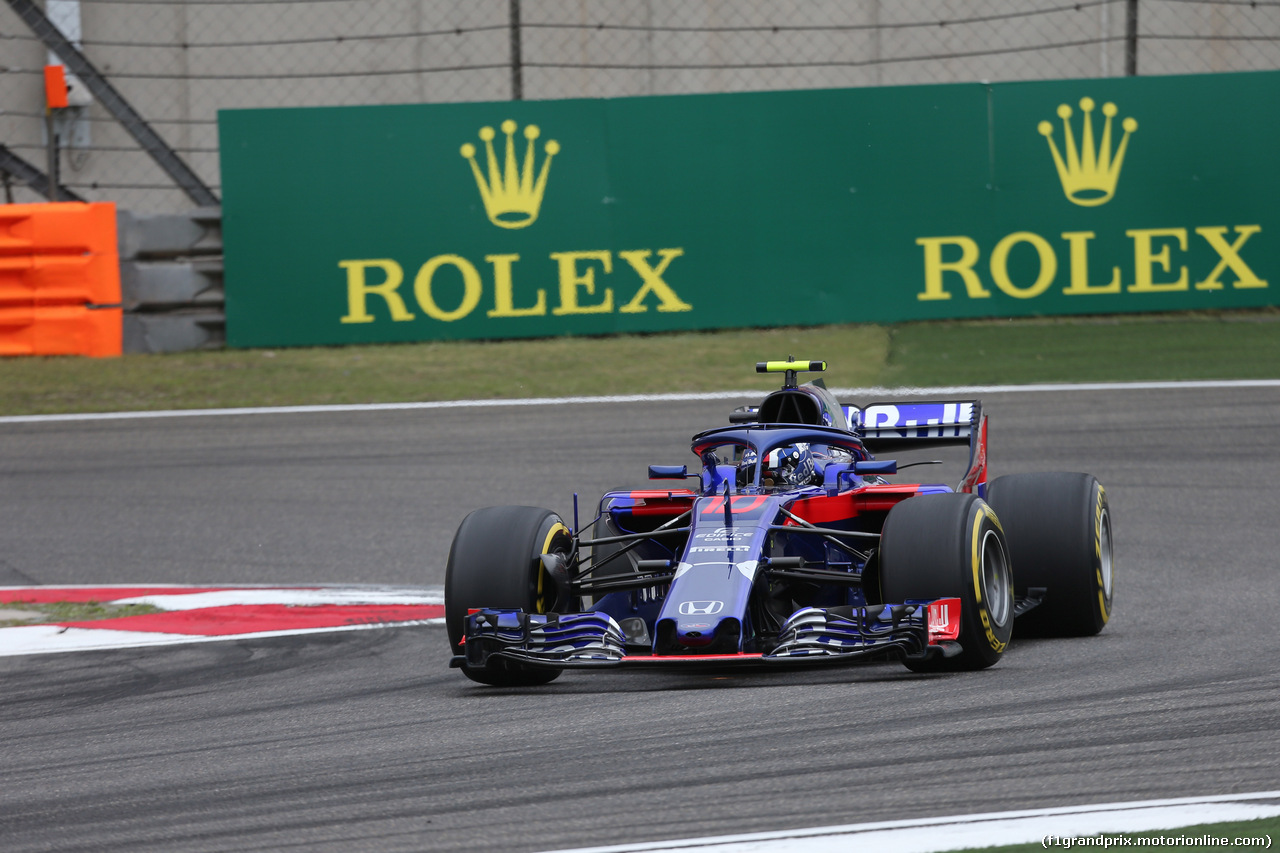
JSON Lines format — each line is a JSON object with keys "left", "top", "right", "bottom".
{"left": 0, "top": 202, "right": 121, "bottom": 357}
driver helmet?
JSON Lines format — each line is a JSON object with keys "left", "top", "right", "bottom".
{"left": 736, "top": 448, "right": 759, "bottom": 489}
{"left": 761, "top": 443, "right": 817, "bottom": 489}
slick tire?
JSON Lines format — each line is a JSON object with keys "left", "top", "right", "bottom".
{"left": 444, "top": 505, "right": 573, "bottom": 687}
{"left": 985, "top": 473, "right": 1113, "bottom": 638}
{"left": 880, "top": 493, "right": 1014, "bottom": 672}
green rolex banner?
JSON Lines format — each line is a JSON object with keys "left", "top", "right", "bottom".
{"left": 219, "top": 70, "right": 1280, "bottom": 348}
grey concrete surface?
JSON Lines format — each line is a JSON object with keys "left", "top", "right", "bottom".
{"left": 1, "top": 386, "right": 1278, "bottom": 852}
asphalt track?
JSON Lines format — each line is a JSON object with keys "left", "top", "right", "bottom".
{"left": 1, "top": 385, "right": 1278, "bottom": 852}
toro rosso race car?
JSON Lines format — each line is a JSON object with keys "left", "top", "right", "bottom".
{"left": 446, "top": 359, "right": 1113, "bottom": 686}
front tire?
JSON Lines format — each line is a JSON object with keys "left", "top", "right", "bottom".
{"left": 444, "top": 505, "right": 572, "bottom": 686}
{"left": 985, "top": 473, "right": 1113, "bottom": 637}
{"left": 880, "top": 493, "right": 1014, "bottom": 672}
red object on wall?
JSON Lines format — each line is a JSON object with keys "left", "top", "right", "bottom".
{"left": 43, "top": 65, "right": 69, "bottom": 109}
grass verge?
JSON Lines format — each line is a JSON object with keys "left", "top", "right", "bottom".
{"left": 884, "top": 310, "right": 1280, "bottom": 386}
{"left": 0, "top": 600, "right": 163, "bottom": 628}
{"left": 0, "top": 311, "right": 1276, "bottom": 416}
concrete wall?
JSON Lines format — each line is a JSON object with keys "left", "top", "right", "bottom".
{"left": 1, "top": 1, "right": 1278, "bottom": 214}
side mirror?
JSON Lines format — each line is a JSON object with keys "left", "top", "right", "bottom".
{"left": 648, "top": 465, "right": 689, "bottom": 480}
{"left": 853, "top": 459, "right": 897, "bottom": 476}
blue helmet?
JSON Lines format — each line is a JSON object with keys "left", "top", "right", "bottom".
{"left": 761, "top": 443, "right": 817, "bottom": 490}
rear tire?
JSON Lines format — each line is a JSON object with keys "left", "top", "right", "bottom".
{"left": 880, "top": 493, "right": 1013, "bottom": 672}
{"left": 445, "top": 506, "right": 572, "bottom": 686}
{"left": 985, "top": 473, "right": 1113, "bottom": 637}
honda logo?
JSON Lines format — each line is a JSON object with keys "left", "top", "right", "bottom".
{"left": 678, "top": 600, "right": 724, "bottom": 616}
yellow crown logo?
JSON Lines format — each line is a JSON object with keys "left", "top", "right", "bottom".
{"left": 460, "top": 120, "right": 559, "bottom": 229}
{"left": 1038, "top": 97, "right": 1138, "bottom": 207}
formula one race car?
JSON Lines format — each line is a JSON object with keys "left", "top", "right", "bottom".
{"left": 446, "top": 359, "right": 1113, "bottom": 686}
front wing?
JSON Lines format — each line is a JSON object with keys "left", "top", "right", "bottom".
{"left": 451, "top": 599, "right": 964, "bottom": 672}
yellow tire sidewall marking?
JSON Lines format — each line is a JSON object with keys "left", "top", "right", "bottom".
{"left": 972, "top": 503, "right": 1008, "bottom": 654}
{"left": 1095, "top": 486, "right": 1112, "bottom": 625}
{"left": 536, "top": 521, "right": 570, "bottom": 614}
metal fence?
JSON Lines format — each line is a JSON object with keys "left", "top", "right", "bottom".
{"left": 2, "top": 0, "right": 1279, "bottom": 214}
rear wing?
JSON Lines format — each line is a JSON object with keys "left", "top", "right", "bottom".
{"left": 844, "top": 401, "right": 976, "bottom": 448}
{"left": 844, "top": 400, "right": 989, "bottom": 497}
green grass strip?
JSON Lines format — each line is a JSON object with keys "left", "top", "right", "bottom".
{"left": 958, "top": 814, "right": 1278, "bottom": 852}
{"left": 0, "top": 600, "right": 162, "bottom": 628}
{"left": 884, "top": 311, "right": 1280, "bottom": 387}
{"left": 1, "top": 312, "right": 1277, "bottom": 416}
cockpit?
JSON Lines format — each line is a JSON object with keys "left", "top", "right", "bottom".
{"left": 695, "top": 431, "right": 868, "bottom": 495}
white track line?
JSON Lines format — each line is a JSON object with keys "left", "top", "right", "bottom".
{"left": 540, "top": 791, "right": 1280, "bottom": 853}
{"left": 1, "top": 380, "right": 1277, "bottom": 425}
